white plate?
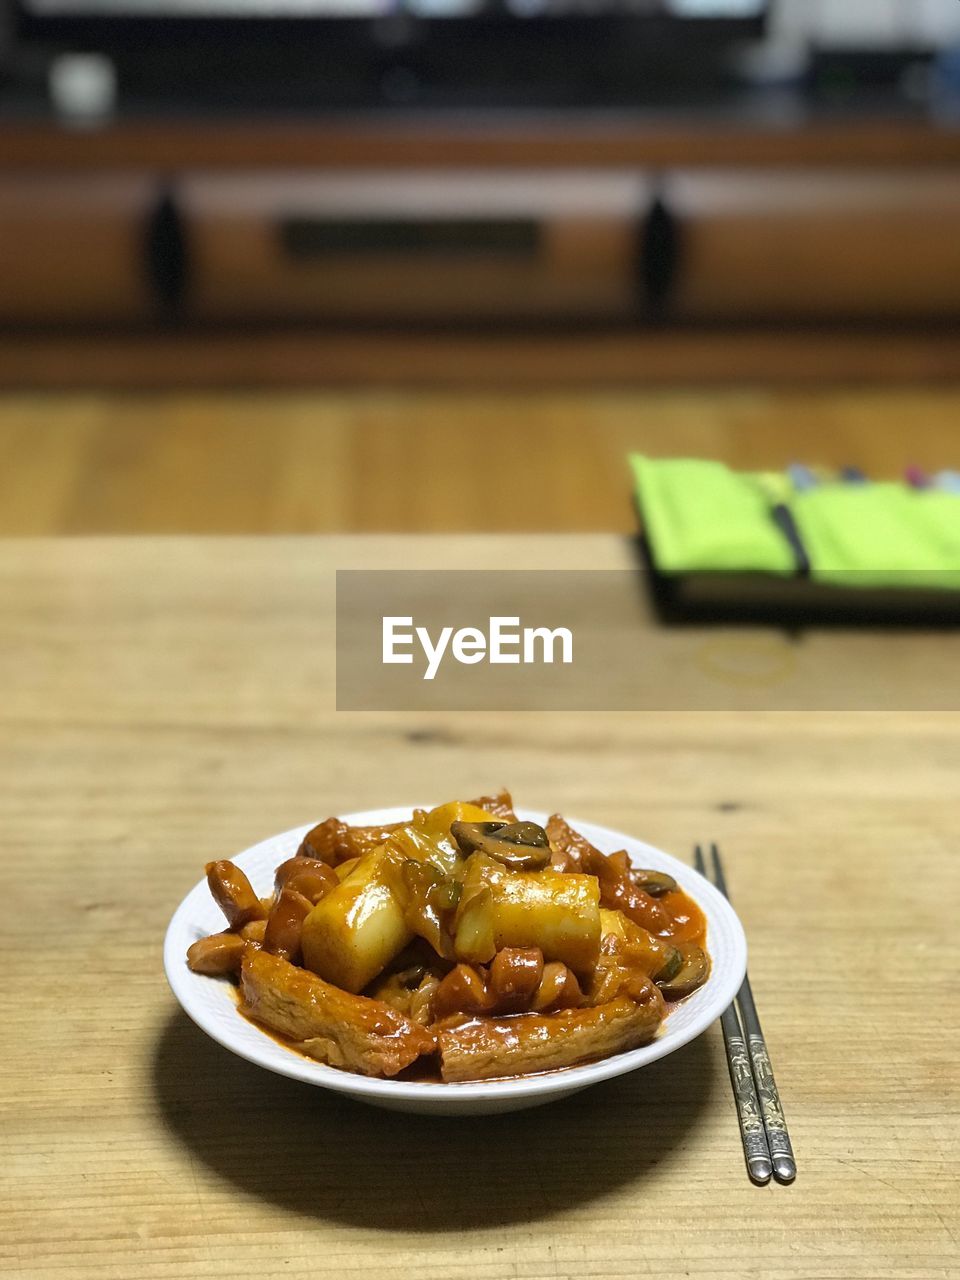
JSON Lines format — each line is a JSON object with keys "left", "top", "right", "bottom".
{"left": 164, "top": 807, "right": 747, "bottom": 1115}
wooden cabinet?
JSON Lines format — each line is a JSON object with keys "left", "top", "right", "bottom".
{"left": 1, "top": 117, "right": 959, "bottom": 386}
{"left": 0, "top": 176, "right": 155, "bottom": 322}
{"left": 1, "top": 162, "right": 958, "bottom": 325}
{"left": 668, "top": 171, "right": 960, "bottom": 321}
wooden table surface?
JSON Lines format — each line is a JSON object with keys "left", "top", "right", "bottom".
{"left": 2, "top": 535, "right": 958, "bottom": 1280}
{"left": 4, "top": 386, "right": 960, "bottom": 536}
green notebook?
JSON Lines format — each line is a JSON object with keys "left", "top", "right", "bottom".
{"left": 630, "top": 455, "right": 960, "bottom": 619}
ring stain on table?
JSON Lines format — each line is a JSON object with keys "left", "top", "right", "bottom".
{"left": 152, "top": 1008, "right": 716, "bottom": 1230}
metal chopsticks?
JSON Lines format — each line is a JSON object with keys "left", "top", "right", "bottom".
{"left": 694, "top": 842, "right": 797, "bottom": 1186}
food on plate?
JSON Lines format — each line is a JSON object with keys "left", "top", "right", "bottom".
{"left": 241, "top": 949, "right": 436, "bottom": 1077}
{"left": 437, "top": 994, "right": 664, "bottom": 1084}
{"left": 186, "top": 790, "right": 710, "bottom": 1082}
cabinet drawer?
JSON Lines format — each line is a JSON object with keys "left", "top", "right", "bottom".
{"left": 668, "top": 171, "right": 960, "bottom": 320}
{"left": 181, "top": 172, "right": 644, "bottom": 321}
{"left": 0, "top": 177, "right": 156, "bottom": 322}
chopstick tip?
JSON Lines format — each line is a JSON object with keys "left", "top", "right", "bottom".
{"left": 772, "top": 1156, "right": 797, "bottom": 1184}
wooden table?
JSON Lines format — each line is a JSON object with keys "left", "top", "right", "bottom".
{"left": 2, "top": 535, "right": 958, "bottom": 1280}
{"left": 6, "top": 386, "right": 960, "bottom": 537}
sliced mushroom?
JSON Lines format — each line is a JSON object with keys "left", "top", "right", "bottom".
{"left": 631, "top": 869, "right": 678, "bottom": 898}
{"left": 450, "top": 820, "right": 552, "bottom": 871}
{"left": 656, "top": 945, "right": 709, "bottom": 1000}
{"left": 654, "top": 944, "right": 683, "bottom": 984}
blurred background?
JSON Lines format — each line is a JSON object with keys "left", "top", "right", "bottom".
{"left": 1, "top": 0, "right": 959, "bottom": 534}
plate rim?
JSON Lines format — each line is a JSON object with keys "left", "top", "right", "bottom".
{"left": 163, "top": 806, "right": 747, "bottom": 1103}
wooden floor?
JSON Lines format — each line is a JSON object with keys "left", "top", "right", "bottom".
{"left": 2, "top": 386, "right": 959, "bottom": 534}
